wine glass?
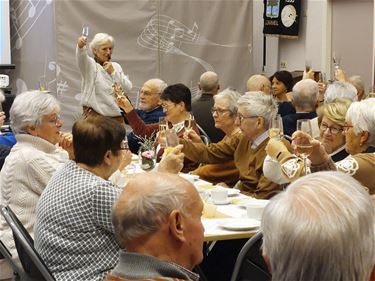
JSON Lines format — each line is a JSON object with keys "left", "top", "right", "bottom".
{"left": 292, "top": 119, "right": 313, "bottom": 175}
{"left": 184, "top": 113, "right": 194, "bottom": 133}
{"left": 165, "top": 128, "right": 179, "bottom": 148}
{"left": 332, "top": 52, "right": 341, "bottom": 70}
{"left": 39, "top": 76, "right": 47, "bottom": 92}
{"left": 318, "top": 72, "right": 326, "bottom": 83}
{"left": 158, "top": 117, "right": 168, "bottom": 147}
{"left": 269, "top": 114, "right": 283, "bottom": 140}
{"left": 305, "top": 59, "right": 312, "bottom": 72}
{"left": 82, "top": 24, "right": 90, "bottom": 38}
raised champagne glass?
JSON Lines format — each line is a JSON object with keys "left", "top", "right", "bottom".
{"left": 184, "top": 113, "right": 194, "bottom": 133}
{"left": 269, "top": 114, "right": 284, "bottom": 140}
{"left": 292, "top": 119, "right": 313, "bottom": 175}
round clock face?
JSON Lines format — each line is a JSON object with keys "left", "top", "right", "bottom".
{"left": 281, "top": 5, "right": 297, "bottom": 28}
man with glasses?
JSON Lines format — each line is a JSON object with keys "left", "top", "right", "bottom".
{"left": 192, "top": 71, "right": 224, "bottom": 143}
{"left": 182, "top": 91, "right": 285, "bottom": 199}
{"left": 127, "top": 79, "right": 166, "bottom": 154}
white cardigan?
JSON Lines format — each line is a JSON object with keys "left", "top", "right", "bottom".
{"left": 0, "top": 134, "right": 68, "bottom": 257}
{"left": 76, "top": 45, "right": 132, "bottom": 117}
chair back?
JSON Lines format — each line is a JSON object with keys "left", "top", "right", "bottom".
{"left": 0, "top": 205, "right": 55, "bottom": 281}
{"left": 230, "top": 232, "right": 271, "bottom": 281}
{"left": 196, "top": 124, "right": 211, "bottom": 145}
{"left": 0, "top": 238, "right": 24, "bottom": 280}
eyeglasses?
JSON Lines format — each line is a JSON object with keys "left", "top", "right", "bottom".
{"left": 236, "top": 113, "right": 259, "bottom": 123}
{"left": 320, "top": 123, "right": 343, "bottom": 135}
{"left": 47, "top": 115, "right": 62, "bottom": 126}
{"left": 161, "top": 102, "right": 175, "bottom": 109}
{"left": 211, "top": 107, "right": 231, "bottom": 115}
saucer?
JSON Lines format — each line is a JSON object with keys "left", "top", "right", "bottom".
{"left": 213, "top": 199, "right": 231, "bottom": 205}
{"left": 219, "top": 218, "right": 260, "bottom": 231}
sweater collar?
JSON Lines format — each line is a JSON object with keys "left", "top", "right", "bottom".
{"left": 15, "top": 134, "right": 59, "bottom": 153}
{"left": 251, "top": 130, "right": 269, "bottom": 150}
{"left": 111, "top": 251, "right": 199, "bottom": 281}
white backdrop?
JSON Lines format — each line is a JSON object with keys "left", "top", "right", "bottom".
{"left": 9, "top": 0, "right": 253, "bottom": 130}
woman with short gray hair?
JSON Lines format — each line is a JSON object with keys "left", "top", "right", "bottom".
{"left": 76, "top": 32, "right": 132, "bottom": 123}
{"left": 188, "top": 88, "right": 242, "bottom": 186}
{"left": 0, "top": 91, "right": 73, "bottom": 277}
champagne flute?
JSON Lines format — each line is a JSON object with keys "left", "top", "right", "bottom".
{"left": 82, "top": 24, "right": 90, "bottom": 38}
{"left": 165, "top": 128, "right": 179, "bottom": 148}
{"left": 158, "top": 117, "right": 168, "bottom": 147}
{"left": 318, "top": 72, "right": 327, "bottom": 84}
{"left": 39, "top": 76, "right": 47, "bottom": 92}
{"left": 332, "top": 52, "right": 341, "bottom": 70}
{"left": 184, "top": 113, "right": 194, "bottom": 133}
{"left": 292, "top": 119, "right": 313, "bottom": 175}
{"left": 305, "top": 59, "right": 312, "bottom": 72}
{"left": 269, "top": 114, "right": 283, "bottom": 140}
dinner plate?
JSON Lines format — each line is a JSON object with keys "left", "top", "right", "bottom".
{"left": 219, "top": 218, "right": 260, "bottom": 231}
{"left": 208, "top": 188, "right": 240, "bottom": 197}
{"left": 179, "top": 173, "right": 200, "bottom": 183}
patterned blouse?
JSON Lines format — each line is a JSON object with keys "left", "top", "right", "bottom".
{"left": 34, "top": 161, "right": 122, "bottom": 281}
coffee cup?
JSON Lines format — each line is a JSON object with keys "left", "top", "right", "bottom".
{"left": 211, "top": 188, "right": 228, "bottom": 204}
{"left": 246, "top": 202, "right": 265, "bottom": 220}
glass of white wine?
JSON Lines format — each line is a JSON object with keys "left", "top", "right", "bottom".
{"left": 184, "top": 113, "right": 194, "bottom": 133}
{"left": 292, "top": 119, "right": 313, "bottom": 175}
{"left": 158, "top": 117, "right": 168, "bottom": 147}
{"left": 269, "top": 114, "right": 283, "bottom": 140}
{"left": 332, "top": 52, "right": 341, "bottom": 71}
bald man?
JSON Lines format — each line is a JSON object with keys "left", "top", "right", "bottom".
{"left": 106, "top": 173, "right": 204, "bottom": 281}
{"left": 246, "top": 74, "right": 271, "bottom": 94}
{"left": 192, "top": 71, "right": 225, "bottom": 143}
{"left": 127, "top": 78, "right": 166, "bottom": 153}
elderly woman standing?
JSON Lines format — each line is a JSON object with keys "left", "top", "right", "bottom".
{"left": 181, "top": 92, "right": 286, "bottom": 199}
{"left": 76, "top": 33, "right": 132, "bottom": 122}
{"left": 186, "top": 88, "right": 241, "bottom": 186}
{"left": 266, "top": 98, "right": 375, "bottom": 193}
{"left": 0, "top": 91, "right": 73, "bottom": 277}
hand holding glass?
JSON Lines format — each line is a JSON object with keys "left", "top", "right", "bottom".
{"left": 184, "top": 114, "right": 194, "bottom": 132}
{"left": 292, "top": 119, "right": 313, "bottom": 175}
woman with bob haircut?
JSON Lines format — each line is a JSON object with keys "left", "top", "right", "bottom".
{"left": 34, "top": 115, "right": 185, "bottom": 281}
{"left": 270, "top": 70, "right": 296, "bottom": 117}
{"left": 116, "top": 83, "right": 199, "bottom": 172}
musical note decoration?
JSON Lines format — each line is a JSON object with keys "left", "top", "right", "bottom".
{"left": 10, "top": 0, "right": 52, "bottom": 50}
